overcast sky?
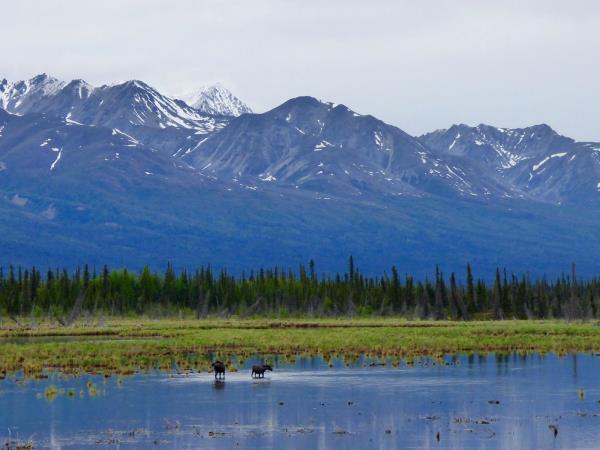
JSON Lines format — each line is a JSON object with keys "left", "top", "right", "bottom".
{"left": 2, "top": 0, "right": 599, "bottom": 140}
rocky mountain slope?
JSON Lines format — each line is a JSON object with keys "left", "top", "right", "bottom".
{"left": 421, "top": 124, "right": 600, "bottom": 204}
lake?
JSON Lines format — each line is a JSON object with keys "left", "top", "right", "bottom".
{"left": 2, "top": 353, "right": 600, "bottom": 449}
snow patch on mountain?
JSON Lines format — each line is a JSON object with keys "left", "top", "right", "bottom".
{"left": 259, "top": 174, "right": 277, "bottom": 182}
{"left": 49, "top": 147, "right": 62, "bottom": 171}
{"left": 532, "top": 152, "right": 567, "bottom": 171}
{"left": 314, "top": 140, "right": 335, "bottom": 151}
{"left": 112, "top": 128, "right": 140, "bottom": 146}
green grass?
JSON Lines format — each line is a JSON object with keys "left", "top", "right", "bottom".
{"left": 1, "top": 318, "right": 600, "bottom": 377}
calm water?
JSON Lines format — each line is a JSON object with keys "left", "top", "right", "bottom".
{"left": 2, "top": 353, "right": 600, "bottom": 449}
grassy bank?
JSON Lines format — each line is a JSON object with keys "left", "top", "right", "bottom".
{"left": 1, "top": 319, "right": 600, "bottom": 377}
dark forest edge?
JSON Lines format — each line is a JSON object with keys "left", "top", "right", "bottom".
{"left": 0, "top": 258, "right": 597, "bottom": 321}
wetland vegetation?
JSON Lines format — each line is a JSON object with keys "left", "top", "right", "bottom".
{"left": 2, "top": 319, "right": 600, "bottom": 377}
{"left": 1, "top": 259, "right": 600, "bottom": 377}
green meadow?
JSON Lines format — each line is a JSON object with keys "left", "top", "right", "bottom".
{"left": 2, "top": 319, "right": 600, "bottom": 377}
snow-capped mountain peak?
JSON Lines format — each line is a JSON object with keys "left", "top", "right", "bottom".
{"left": 0, "top": 73, "right": 66, "bottom": 112}
{"left": 63, "top": 79, "right": 95, "bottom": 99}
{"left": 178, "top": 83, "right": 252, "bottom": 117}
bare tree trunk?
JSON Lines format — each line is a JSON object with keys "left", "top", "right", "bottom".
{"left": 240, "top": 296, "right": 264, "bottom": 319}
{"left": 59, "top": 291, "right": 86, "bottom": 327}
{"left": 196, "top": 289, "right": 205, "bottom": 319}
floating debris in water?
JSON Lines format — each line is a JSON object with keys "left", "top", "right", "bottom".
{"left": 86, "top": 381, "right": 98, "bottom": 397}
{"left": 165, "top": 419, "right": 181, "bottom": 431}
{"left": 44, "top": 385, "right": 59, "bottom": 401}
{"left": 207, "top": 430, "right": 227, "bottom": 437}
{"left": 424, "top": 415, "right": 440, "bottom": 421}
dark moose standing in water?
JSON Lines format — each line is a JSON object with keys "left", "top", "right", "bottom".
{"left": 252, "top": 364, "right": 273, "bottom": 378}
{"left": 211, "top": 361, "right": 274, "bottom": 379}
{"left": 212, "top": 361, "right": 226, "bottom": 380}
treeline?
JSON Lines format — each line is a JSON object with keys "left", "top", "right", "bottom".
{"left": 0, "top": 258, "right": 599, "bottom": 320}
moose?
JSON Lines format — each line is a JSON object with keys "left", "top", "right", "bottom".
{"left": 251, "top": 364, "right": 273, "bottom": 378}
{"left": 212, "top": 361, "right": 226, "bottom": 379}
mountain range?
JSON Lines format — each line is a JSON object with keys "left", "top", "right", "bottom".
{"left": 1, "top": 74, "right": 599, "bottom": 277}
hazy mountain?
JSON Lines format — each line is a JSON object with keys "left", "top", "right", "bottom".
{"left": 178, "top": 83, "right": 252, "bottom": 117}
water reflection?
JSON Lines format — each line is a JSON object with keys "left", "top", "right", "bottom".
{"left": 1, "top": 353, "right": 600, "bottom": 449}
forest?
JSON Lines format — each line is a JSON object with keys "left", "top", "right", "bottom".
{"left": 0, "top": 258, "right": 598, "bottom": 320}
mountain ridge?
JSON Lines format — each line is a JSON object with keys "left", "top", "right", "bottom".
{"left": 1, "top": 74, "right": 599, "bottom": 276}
{"left": 420, "top": 123, "right": 600, "bottom": 204}
{"left": 2, "top": 75, "right": 600, "bottom": 204}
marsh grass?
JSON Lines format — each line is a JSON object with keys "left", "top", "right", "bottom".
{"left": 2, "top": 319, "right": 600, "bottom": 377}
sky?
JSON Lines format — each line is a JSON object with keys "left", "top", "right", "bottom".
{"left": 1, "top": 0, "right": 599, "bottom": 140}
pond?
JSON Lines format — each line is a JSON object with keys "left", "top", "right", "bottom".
{"left": 2, "top": 353, "right": 600, "bottom": 449}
